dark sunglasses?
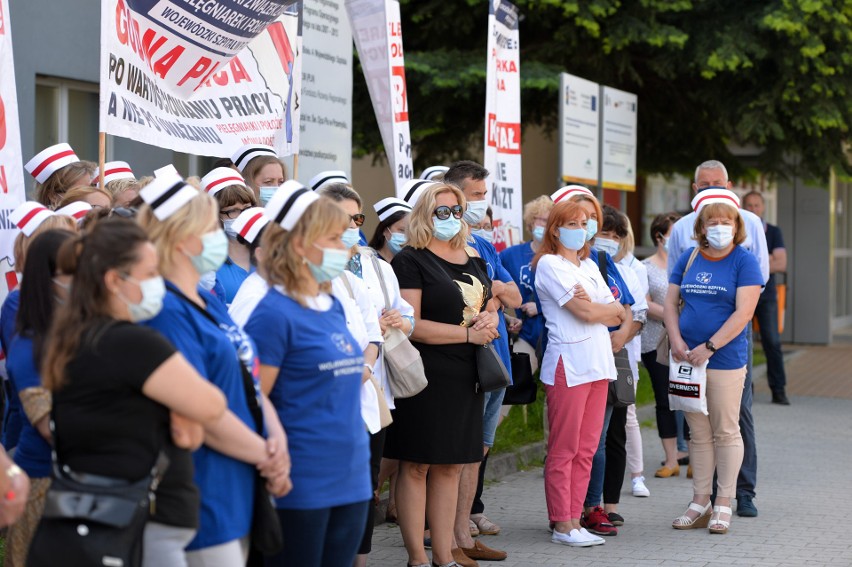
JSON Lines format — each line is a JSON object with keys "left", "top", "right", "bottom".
{"left": 433, "top": 205, "right": 463, "bottom": 220}
{"left": 220, "top": 206, "right": 251, "bottom": 220}
{"left": 109, "top": 207, "right": 137, "bottom": 219}
{"left": 350, "top": 213, "right": 366, "bottom": 227}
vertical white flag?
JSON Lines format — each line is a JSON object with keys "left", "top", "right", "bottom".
{"left": 484, "top": 0, "right": 522, "bottom": 252}
{"left": 347, "top": 0, "right": 414, "bottom": 196}
{"left": 0, "top": 0, "right": 25, "bottom": 302}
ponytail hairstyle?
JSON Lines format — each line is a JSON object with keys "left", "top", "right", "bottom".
{"left": 532, "top": 201, "right": 591, "bottom": 269}
{"left": 16, "top": 229, "right": 75, "bottom": 363}
{"left": 42, "top": 219, "right": 150, "bottom": 391}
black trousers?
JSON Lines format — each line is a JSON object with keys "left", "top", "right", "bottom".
{"left": 603, "top": 405, "right": 627, "bottom": 505}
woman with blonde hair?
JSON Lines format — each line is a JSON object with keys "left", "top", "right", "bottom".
{"left": 56, "top": 186, "right": 113, "bottom": 210}
{"left": 666, "top": 189, "right": 762, "bottom": 535}
{"left": 138, "top": 174, "right": 291, "bottom": 565}
{"left": 230, "top": 145, "right": 287, "bottom": 205}
{"left": 243, "top": 183, "right": 372, "bottom": 567}
{"left": 387, "top": 183, "right": 499, "bottom": 567}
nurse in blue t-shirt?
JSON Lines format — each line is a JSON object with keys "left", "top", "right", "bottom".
{"left": 244, "top": 183, "right": 370, "bottom": 567}
{"left": 664, "top": 190, "right": 763, "bottom": 536}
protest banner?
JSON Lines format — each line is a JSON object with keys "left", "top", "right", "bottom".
{"left": 0, "top": 0, "right": 25, "bottom": 302}
{"left": 484, "top": 0, "right": 523, "bottom": 252}
{"left": 347, "top": 0, "right": 413, "bottom": 197}
{"left": 100, "top": 0, "right": 302, "bottom": 158}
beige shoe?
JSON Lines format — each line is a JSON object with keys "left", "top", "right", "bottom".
{"left": 470, "top": 513, "right": 501, "bottom": 535}
{"left": 468, "top": 519, "right": 480, "bottom": 537}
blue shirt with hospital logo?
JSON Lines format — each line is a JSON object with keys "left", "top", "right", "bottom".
{"left": 670, "top": 246, "right": 763, "bottom": 370}
{"left": 500, "top": 241, "right": 544, "bottom": 346}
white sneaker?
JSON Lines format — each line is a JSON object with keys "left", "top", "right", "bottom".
{"left": 632, "top": 476, "right": 651, "bottom": 497}
{"left": 578, "top": 528, "right": 606, "bottom": 546}
{"left": 551, "top": 528, "right": 597, "bottom": 547}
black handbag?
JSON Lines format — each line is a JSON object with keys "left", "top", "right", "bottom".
{"left": 503, "top": 341, "right": 537, "bottom": 405}
{"left": 27, "top": 429, "right": 168, "bottom": 567}
{"left": 474, "top": 342, "right": 511, "bottom": 393}
{"left": 608, "top": 348, "right": 636, "bottom": 408}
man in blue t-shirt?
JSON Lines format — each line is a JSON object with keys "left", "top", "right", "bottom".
{"left": 743, "top": 191, "right": 789, "bottom": 405}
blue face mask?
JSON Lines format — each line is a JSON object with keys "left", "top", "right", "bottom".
{"left": 463, "top": 200, "right": 489, "bottom": 225}
{"left": 189, "top": 230, "right": 229, "bottom": 275}
{"left": 595, "top": 237, "right": 620, "bottom": 257}
{"left": 532, "top": 226, "right": 545, "bottom": 242}
{"left": 341, "top": 227, "right": 361, "bottom": 248}
{"left": 585, "top": 218, "right": 598, "bottom": 242}
{"left": 307, "top": 245, "right": 350, "bottom": 283}
{"left": 558, "top": 227, "right": 587, "bottom": 251}
{"left": 472, "top": 228, "right": 493, "bottom": 243}
{"left": 387, "top": 231, "right": 406, "bottom": 254}
{"left": 432, "top": 216, "right": 462, "bottom": 241}
{"left": 259, "top": 186, "right": 277, "bottom": 206}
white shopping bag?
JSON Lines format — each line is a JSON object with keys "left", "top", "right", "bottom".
{"left": 668, "top": 353, "right": 709, "bottom": 415}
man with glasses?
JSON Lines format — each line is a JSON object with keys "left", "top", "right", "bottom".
{"left": 666, "top": 160, "right": 769, "bottom": 519}
{"left": 442, "top": 161, "right": 521, "bottom": 564}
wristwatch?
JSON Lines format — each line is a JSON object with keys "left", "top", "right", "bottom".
{"left": 705, "top": 340, "right": 717, "bottom": 353}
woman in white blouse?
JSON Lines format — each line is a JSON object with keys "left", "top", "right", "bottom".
{"left": 534, "top": 200, "right": 628, "bottom": 548}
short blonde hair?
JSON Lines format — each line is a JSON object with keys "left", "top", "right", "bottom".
{"left": 56, "top": 186, "right": 112, "bottom": 209}
{"left": 523, "top": 195, "right": 553, "bottom": 229}
{"left": 693, "top": 202, "right": 747, "bottom": 248}
{"left": 406, "top": 184, "right": 468, "bottom": 250}
{"left": 13, "top": 215, "right": 78, "bottom": 270}
{"left": 137, "top": 191, "right": 218, "bottom": 276}
{"left": 104, "top": 178, "right": 140, "bottom": 199}
{"left": 261, "top": 197, "right": 349, "bottom": 306}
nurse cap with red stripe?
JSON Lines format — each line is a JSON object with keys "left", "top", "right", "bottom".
{"left": 55, "top": 201, "right": 93, "bottom": 221}
{"left": 25, "top": 143, "right": 80, "bottom": 184}
{"left": 550, "top": 184, "right": 594, "bottom": 204}
{"left": 201, "top": 167, "right": 247, "bottom": 197}
{"left": 9, "top": 202, "right": 55, "bottom": 237}
{"left": 231, "top": 144, "right": 277, "bottom": 172}
{"left": 140, "top": 172, "right": 199, "bottom": 221}
{"left": 232, "top": 207, "right": 269, "bottom": 244}
{"left": 691, "top": 188, "right": 741, "bottom": 213}
{"left": 264, "top": 180, "right": 319, "bottom": 231}
{"left": 93, "top": 161, "right": 135, "bottom": 185}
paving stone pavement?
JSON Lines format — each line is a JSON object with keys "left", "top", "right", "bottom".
{"left": 371, "top": 390, "right": 852, "bottom": 566}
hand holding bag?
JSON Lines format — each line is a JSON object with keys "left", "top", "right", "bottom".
{"left": 474, "top": 341, "right": 511, "bottom": 393}
{"left": 667, "top": 352, "right": 709, "bottom": 415}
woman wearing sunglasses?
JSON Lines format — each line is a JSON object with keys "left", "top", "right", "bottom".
{"left": 387, "top": 184, "right": 499, "bottom": 567}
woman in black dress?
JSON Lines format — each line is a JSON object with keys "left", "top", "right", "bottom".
{"left": 388, "top": 184, "right": 500, "bottom": 567}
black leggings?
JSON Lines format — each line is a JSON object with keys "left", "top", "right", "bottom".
{"left": 603, "top": 405, "right": 627, "bottom": 505}
{"left": 357, "top": 428, "right": 386, "bottom": 555}
{"left": 642, "top": 350, "right": 679, "bottom": 439}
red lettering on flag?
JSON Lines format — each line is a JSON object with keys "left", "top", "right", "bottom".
{"left": 267, "top": 22, "right": 295, "bottom": 73}
{"left": 0, "top": 166, "right": 7, "bottom": 195}
{"left": 391, "top": 66, "right": 408, "bottom": 123}
{"left": 486, "top": 114, "right": 521, "bottom": 154}
{"left": 5, "top": 270, "right": 17, "bottom": 293}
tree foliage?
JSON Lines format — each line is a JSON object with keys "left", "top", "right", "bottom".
{"left": 351, "top": 0, "right": 852, "bottom": 180}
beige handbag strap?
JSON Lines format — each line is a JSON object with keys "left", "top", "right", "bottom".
{"left": 677, "top": 247, "right": 702, "bottom": 313}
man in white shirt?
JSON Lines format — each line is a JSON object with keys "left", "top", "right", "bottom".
{"left": 666, "top": 160, "right": 768, "bottom": 519}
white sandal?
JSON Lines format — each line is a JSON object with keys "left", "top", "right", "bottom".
{"left": 709, "top": 505, "right": 732, "bottom": 534}
{"left": 672, "top": 501, "right": 712, "bottom": 530}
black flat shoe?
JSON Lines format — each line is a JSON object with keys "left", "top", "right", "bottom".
{"left": 772, "top": 393, "right": 791, "bottom": 405}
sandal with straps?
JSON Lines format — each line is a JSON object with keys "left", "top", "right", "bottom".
{"left": 709, "top": 505, "right": 733, "bottom": 534}
{"left": 672, "top": 501, "right": 712, "bottom": 530}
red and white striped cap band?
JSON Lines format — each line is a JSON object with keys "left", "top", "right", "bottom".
{"left": 232, "top": 207, "right": 269, "bottom": 244}
{"left": 551, "top": 185, "right": 594, "bottom": 204}
{"left": 24, "top": 143, "right": 80, "bottom": 184}
{"left": 55, "top": 201, "right": 93, "bottom": 221}
{"left": 309, "top": 170, "right": 349, "bottom": 191}
{"left": 264, "top": 180, "right": 319, "bottom": 231}
{"left": 691, "top": 188, "right": 741, "bottom": 213}
{"left": 401, "top": 179, "right": 439, "bottom": 206}
{"left": 9, "top": 202, "right": 55, "bottom": 237}
{"left": 420, "top": 165, "right": 448, "bottom": 181}
{"left": 201, "top": 167, "right": 247, "bottom": 196}
{"left": 231, "top": 144, "right": 277, "bottom": 172}
{"left": 140, "top": 172, "right": 199, "bottom": 221}
{"left": 93, "top": 161, "right": 135, "bottom": 185}
{"left": 373, "top": 197, "right": 412, "bottom": 223}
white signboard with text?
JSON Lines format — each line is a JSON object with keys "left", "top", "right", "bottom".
{"left": 558, "top": 72, "right": 600, "bottom": 187}
{"left": 601, "top": 85, "right": 637, "bottom": 192}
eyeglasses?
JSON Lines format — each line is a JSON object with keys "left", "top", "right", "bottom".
{"left": 220, "top": 206, "right": 251, "bottom": 220}
{"left": 350, "top": 213, "right": 366, "bottom": 227}
{"left": 433, "top": 205, "right": 464, "bottom": 220}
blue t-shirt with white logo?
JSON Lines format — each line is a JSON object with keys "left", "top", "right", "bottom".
{"left": 499, "top": 242, "right": 544, "bottom": 347}
{"left": 670, "top": 246, "right": 764, "bottom": 370}
{"left": 244, "top": 288, "right": 371, "bottom": 510}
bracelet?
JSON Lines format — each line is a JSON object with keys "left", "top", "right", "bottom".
{"left": 364, "top": 363, "right": 374, "bottom": 375}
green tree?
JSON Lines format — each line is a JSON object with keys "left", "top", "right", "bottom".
{"left": 351, "top": 0, "right": 852, "bottom": 180}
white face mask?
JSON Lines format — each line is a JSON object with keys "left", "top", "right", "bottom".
{"left": 595, "top": 237, "right": 620, "bottom": 257}
{"left": 463, "top": 199, "right": 489, "bottom": 225}
{"left": 706, "top": 225, "right": 734, "bottom": 250}
{"left": 119, "top": 276, "right": 166, "bottom": 322}
{"left": 471, "top": 228, "right": 493, "bottom": 243}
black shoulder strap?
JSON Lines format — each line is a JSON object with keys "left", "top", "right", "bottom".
{"left": 597, "top": 250, "right": 608, "bottom": 283}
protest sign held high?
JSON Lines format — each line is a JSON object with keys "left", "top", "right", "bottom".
{"left": 101, "top": 0, "right": 302, "bottom": 157}
{"left": 484, "top": 0, "right": 522, "bottom": 252}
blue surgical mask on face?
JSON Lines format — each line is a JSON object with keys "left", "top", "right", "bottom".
{"left": 189, "top": 230, "right": 229, "bottom": 275}
{"left": 595, "top": 237, "right": 620, "bottom": 257}
{"left": 463, "top": 200, "right": 489, "bottom": 225}
{"left": 341, "top": 227, "right": 361, "bottom": 248}
{"left": 223, "top": 219, "right": 237, "bottom": 239}
{"left": 432, "top": 216, "right": 462, "bottom": 241}
{"left": 558, "top": 227, "right": 587, "bottom": 251}
{"left": 120, "top": 276, "right": 166, "bottom": 322}
{"left": 472, "top": 228, "right": 493, "bottom": 243}
{"left": 307, "top": 245, "right": 350, "bottom": 283}
{"left": 259, "top": 187, "right": 277, "bottom": 206}
{"left": 585, "top": 218, "right": 598, "bottom": 241}
{"left": 387, "top": 232, "right": 406, "bottom": 254}
{"left": 706, "top": 225, "right": 734, "bottom": 250}
{"left": 532, "top": 226, "right": 545, "bottom": 242}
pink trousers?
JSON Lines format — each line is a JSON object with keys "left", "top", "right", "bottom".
{"left": 544, "top": 358, "right": 608, "bottom": 521}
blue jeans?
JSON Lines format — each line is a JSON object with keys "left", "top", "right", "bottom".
{"left": 737, "top": 324, "right": 757, "bottom": 499}
{"left": 266, "top": 500, "right": 370, "bottom": 567}
{"left": 754, "top": 296, "right": 787, "bottom": 394}
{"left": 584, "top": 404, "right": 613, "bottom": 508}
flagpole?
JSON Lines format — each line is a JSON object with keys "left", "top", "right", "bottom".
{"left": 292, "top": 154, "right": 299, "bottom": 181}
{"left": 98, "top": 132, "right": 106, "bottom": 191}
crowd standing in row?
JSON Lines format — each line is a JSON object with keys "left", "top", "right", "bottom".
{"left": 0, "top": 142, "right": 782, "bottom": 566}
